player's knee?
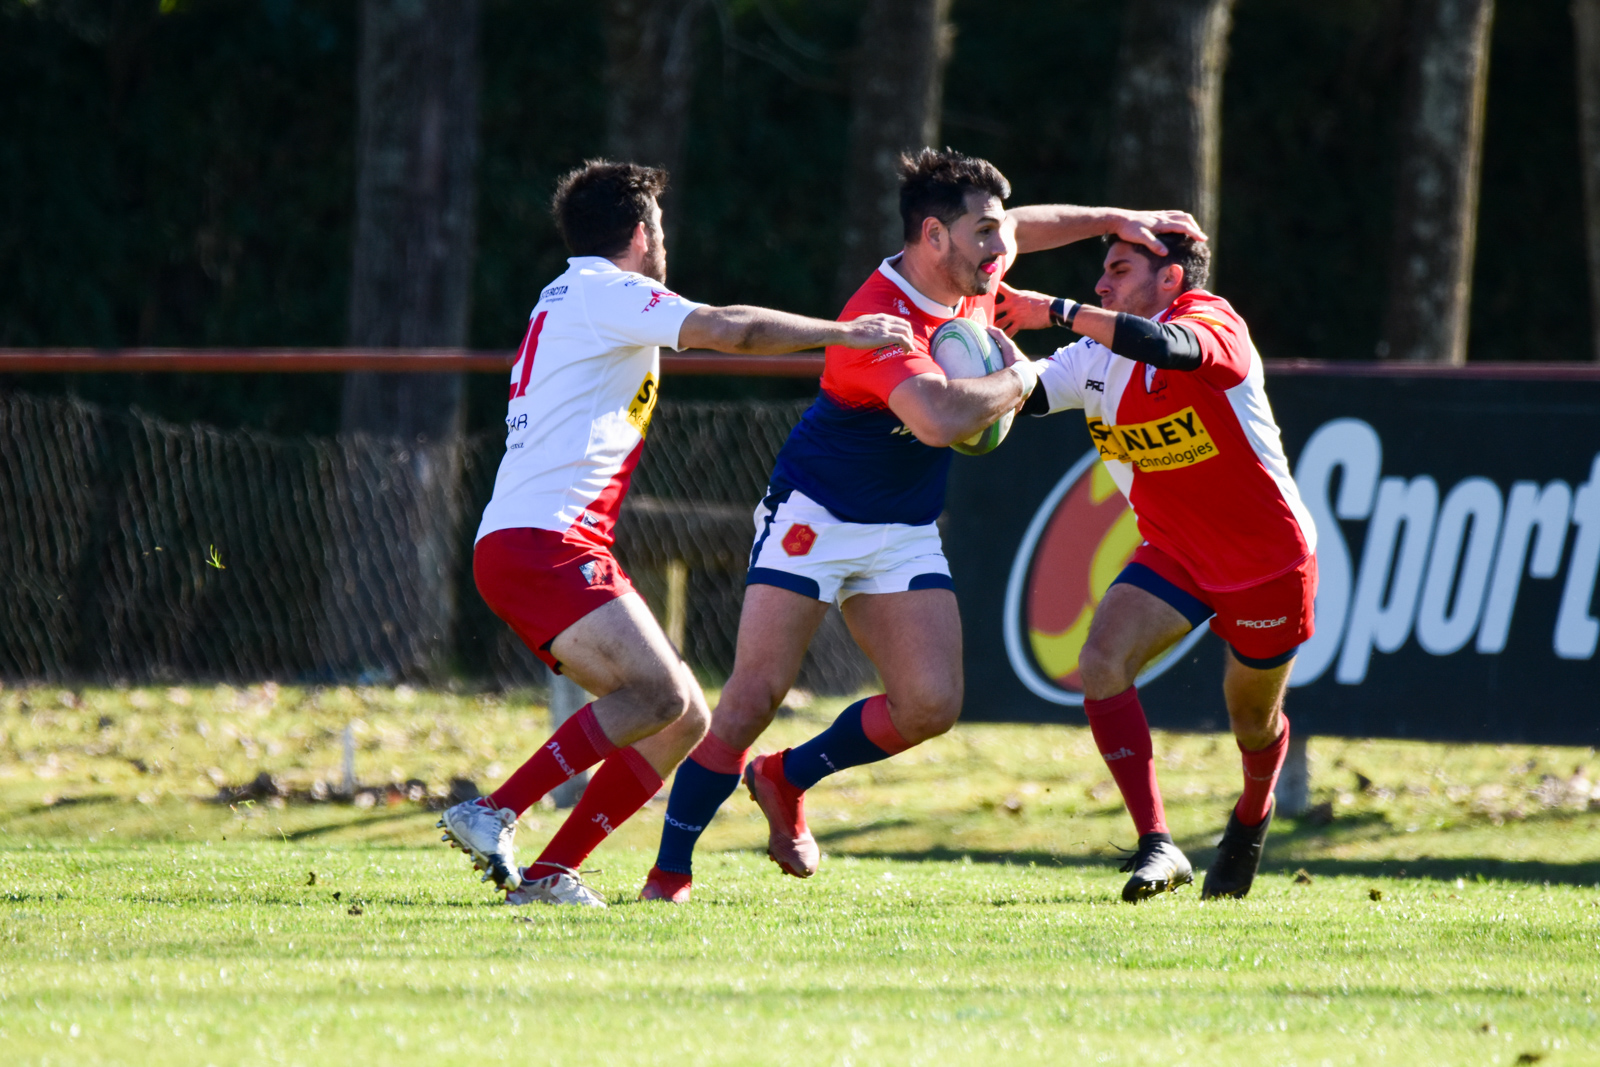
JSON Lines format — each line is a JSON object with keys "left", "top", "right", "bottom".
{"left": 639, "top": 666, "right": 697, "bottom": 731}
{"left": 888, "top": 684, "right": 962, "bottom": 743}
{"left": 716, "top": 671, "right": 786, "bottom": 732}
{"left": 1077, "top": 637, "right": 1132, "bottom": 698}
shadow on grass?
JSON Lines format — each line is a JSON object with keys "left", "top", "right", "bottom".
{"left": 280, "top": 809, "right": 424, "bottom": 841}
{"left": 817, "top": 817, "right": 1600, "bottom": 887}
{"left": 834, "top": 844, "right": 1600, "bottom": 886}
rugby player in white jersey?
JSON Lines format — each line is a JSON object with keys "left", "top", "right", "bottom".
{"left": 435, "top": 160, "right": 915, "bottom": 907}
{"left": 640, "top": 148, "right": 1205, "bottom": 902}
{"left": 999, "top": 234, "right": 1315, "bottom": 902}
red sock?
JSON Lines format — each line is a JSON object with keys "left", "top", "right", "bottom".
{"left": 860, "top": 694, "right": 912, "bottom": 755}
{"left": 688, "top": 729, "right": 748, "bottom": 775}
{"left": 488, "top": 703, "right": 615, "bottom": 815}
{"left": 1236, "top": 715, "right": 1290, "bottom": 826}
{"left": 532, "top": 747, "right": 663, "bottom": 873}
{"left": 1083, "top": 686, "right": 1168, "bottom": 836}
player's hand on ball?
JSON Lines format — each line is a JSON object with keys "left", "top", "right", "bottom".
{"left": 986, "top": 326, "right": 1040, "bottom": 401}
{"left": 1108, "top": 209, "right": 1208, "bottom": 254}
{"left": 838, "top": 313, "right": 915, "bottom": 352}
{"left": 994, "top": 283, "right": 1053, "bottom": 337}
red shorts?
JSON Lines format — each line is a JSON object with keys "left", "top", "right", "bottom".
{"left": 1117, "top": 544, "right": 1317, "bottom": 666}
{"left": 473, "top": 527, "right": 635, "bottom": 672}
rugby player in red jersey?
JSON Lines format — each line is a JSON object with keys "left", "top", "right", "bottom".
{"left": 435, "top": 160, "right": 915, "bottom": 907}
{"left": 640, "top": 148, "right": 1204, "bottom": 902}
{"left": 997, "top": 234, "right": 1316, "bottom": 902}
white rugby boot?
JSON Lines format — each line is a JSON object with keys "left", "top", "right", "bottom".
{"left": 437, "top": 799, "right": 521, "bottom": 891}
{"left": 505, "top": 863, "right": 608, "bottom": 908}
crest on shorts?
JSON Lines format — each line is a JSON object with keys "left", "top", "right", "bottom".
{"left": 1001, "top": 450, "right": 1208, "bottom": 706}
{"left": 580, "top": 560, "right": 607, "bottom": 586}
{"left": 781, "top": 523, "right": 817, "bottom": 557}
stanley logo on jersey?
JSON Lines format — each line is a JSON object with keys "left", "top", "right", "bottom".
{"left": 1086, "top": 405, "right": 1218, "bottom": 472}
{"left": 626, "top": 372, "right": 659, "bottom": 437}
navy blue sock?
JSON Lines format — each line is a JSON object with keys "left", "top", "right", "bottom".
{"left": 782, "top": 698, "right": 893, "bottom": 791}
{"left": 654, "top": 756, "right": 742, "bottom": 876}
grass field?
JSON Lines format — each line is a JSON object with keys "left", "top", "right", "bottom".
{"left": 3, "top": 683, "right": 1598, "bottom": 1065}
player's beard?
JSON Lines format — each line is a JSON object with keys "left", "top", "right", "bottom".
{"left": 642, "top": 230, "right": 668, "bottom": 283}
{"left": 1105, "top": 274, "right": 1162, "bottom": 317}
{"left": 938, "top": 243, "right": 1000, "bottom": 299}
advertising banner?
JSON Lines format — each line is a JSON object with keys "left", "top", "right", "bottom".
{"left": 947, "top": 367, "right": 1600, "bottom": 746}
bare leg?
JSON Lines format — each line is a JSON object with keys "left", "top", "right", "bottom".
{"left": 549, "top": 592, "right": 709, "bottom": 762}
{"left": 839, "top": 587, "right": 964, "bottom": 743}
{"left": 1077, "top": 582, "right": 1193, "bottom": 699}
{"left": 707, "top": 584, "right": 831, "bottom": 751}
{"left": 1221, "top": 650, "right": 1292, "bottom": 751}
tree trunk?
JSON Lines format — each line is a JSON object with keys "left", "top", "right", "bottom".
{"left": 336, "top": 0, "right": 479, "bottom": 680}
{"left": 1573, "top": 0, "right": 1600, "bottom": 361}
{"left": 1107, "top": 0, "right": 1237, "bottom": 239}
{"left": 1380, "top": 0, "right": 1495, "bottom": 365}
{"left": 833, "top": 0, "right": 954, "bottom": 309}
{"left": 603, "top": 0, "right": 706, "bottom": 179}
{"left": 345, "top": 0, "right": 479, "bottom": 426}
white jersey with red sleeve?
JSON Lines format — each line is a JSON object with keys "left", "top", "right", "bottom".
{"left": 1033, "top": 289, "right": 1316, "bottom": 591}
{"left": 475, "top": 256, "right": 705, "bottom": 547}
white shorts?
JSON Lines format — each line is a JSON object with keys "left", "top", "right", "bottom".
{"left": 745, "top": 488, "right": 952, "bottom": 605}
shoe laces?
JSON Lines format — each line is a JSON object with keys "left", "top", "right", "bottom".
{"left": 1113, "top": 837, "right": 1167, "bottom": 874}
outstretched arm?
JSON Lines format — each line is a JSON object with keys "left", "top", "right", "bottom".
{"left": 678, "top": 306, "right": 914, "bottom": 354}
{"left": 995, "top": 285, "right": 1203, "bottom": 370}
{"left": 1007, "top": 205, "right": 1207, "bottom": 256}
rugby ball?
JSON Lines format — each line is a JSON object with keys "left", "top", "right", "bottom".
{"left": 930, "top": 317, "right": 1014, "bottom": 456}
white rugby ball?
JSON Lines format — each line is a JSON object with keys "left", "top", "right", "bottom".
{"left": 929, "top": 317, "right": 1014, "bottom": 456}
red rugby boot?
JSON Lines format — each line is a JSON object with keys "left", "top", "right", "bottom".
{"left": 638, "top": 865, "right": 693, "bottom": 903}
{"left": 744, "top": 752, "right": 819, "bottom": 878}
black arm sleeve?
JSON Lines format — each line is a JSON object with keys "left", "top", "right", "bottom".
{"left": 1109, "top": 314, "right": 1203, "bottom": 371}
{"left": 1022, "top": 384, "right": 1050, "bottom": 416}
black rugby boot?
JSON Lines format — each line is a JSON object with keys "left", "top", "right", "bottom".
{"left": 1202, "top": 800, "right": 1274, "bottom": 900}
{"left": 1118, "top": 832, "right": 1194, "bottom": 903}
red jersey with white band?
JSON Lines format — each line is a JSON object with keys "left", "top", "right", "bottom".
{"left": 1034, "top": 289, "right": 1316, "bottom": 591}
{"left": 475, "top": 256, "right": 704, "bottom": 547}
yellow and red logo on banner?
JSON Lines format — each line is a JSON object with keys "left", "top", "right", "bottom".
{"left": 1003, "top": 450, "right": 1208, "bottom": 705}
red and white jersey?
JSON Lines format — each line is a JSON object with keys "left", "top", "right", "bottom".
{"left": 475, "top": 256, "right": 704, "bottom": 547}
{"left": 1034, "top": 289, "right": 1316, "bottom": 591}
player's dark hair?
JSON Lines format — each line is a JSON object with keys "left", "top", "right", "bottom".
{"left": 1104, "top": 232, "right": 1211, "bottom": 292}
{"left": 898, "top": 148, "right": 1011, "bottom": 243}
{"left": 551, "top": 160, "right": 668, "bottom": 258}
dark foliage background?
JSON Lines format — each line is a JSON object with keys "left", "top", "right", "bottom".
{"left": 0, "top": 0, "right": 1588, "bottom": 436}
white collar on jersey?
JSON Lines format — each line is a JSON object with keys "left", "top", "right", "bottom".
{"left": 877, "top": 254, "right": 960, "bottom": 318}
{"left": 567, "top": 255, "right": 622, "bottom": 273}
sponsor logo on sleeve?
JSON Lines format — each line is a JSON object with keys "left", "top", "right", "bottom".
{"left": 642, "top": 289, "right": 678, "bottom": 312}
{"left": 625, "top": 372, "right": 659, "bottom": 436}
{"left": 1085, "top": 405, "right": 1218, "bottom": 472}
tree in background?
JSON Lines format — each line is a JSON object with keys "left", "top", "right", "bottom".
{"left": 344, "top": 0, "right": 480, "bottom": 432}
{"left": 1573, "top": 0, "right": 1600, "bottom": 362}
{"left": 1380, "top": 0, "right": 1495, "bottom": 365}
{"left": 833, "top": 0, "right": 953, "bottom": 308}
{"left": 604, "top": 0, "right": 707, "bottom": 181}
{"left": 1107, "top": 0, "right": 1237, "bottom": 240}
{"left": 338, "top": 0, "right": 481, "bottom": 678}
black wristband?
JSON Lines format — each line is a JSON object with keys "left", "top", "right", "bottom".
{"left": 1049, "top": 297, "right": 1081, "bottom": 331}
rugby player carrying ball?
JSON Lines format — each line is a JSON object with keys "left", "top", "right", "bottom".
{"left": 436, "top": 160, "right": 915, "bottom": 907}
{"left": 998, "top": 235, "right": 1316, "bottom": 902}
{"left": 640, "top": 149, "right": 1204, "bottom": 902}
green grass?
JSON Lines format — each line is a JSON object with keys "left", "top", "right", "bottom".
{"left": 2, "top": 684, "right": 1598, "bottom": 1065}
